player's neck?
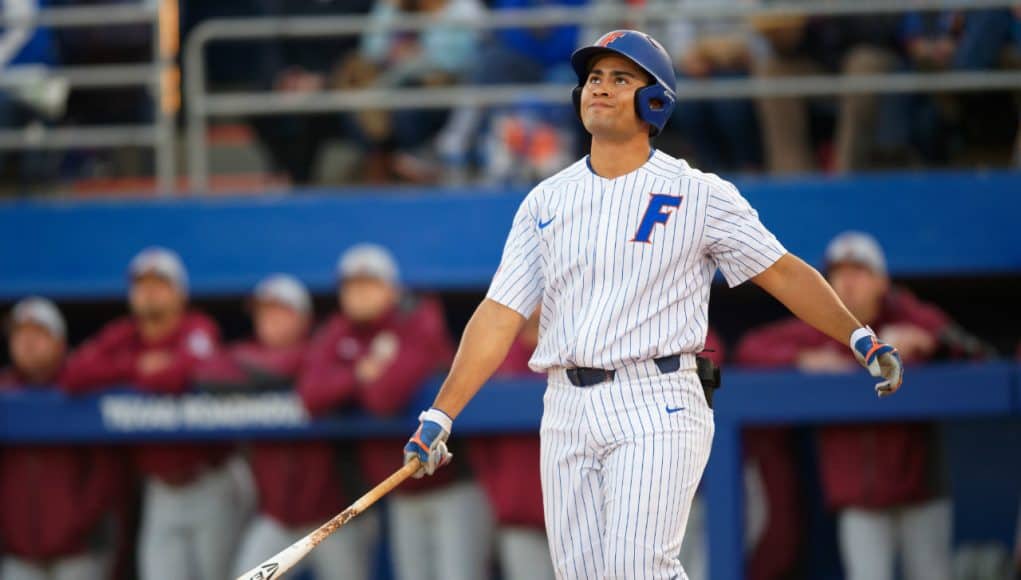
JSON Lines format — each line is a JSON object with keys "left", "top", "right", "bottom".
{"left": 588, "top": 135, "right": 652, "bottom": 180}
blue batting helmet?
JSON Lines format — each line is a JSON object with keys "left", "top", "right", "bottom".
{"left": 571, "top": 30, "right": 677, "bottom": 137}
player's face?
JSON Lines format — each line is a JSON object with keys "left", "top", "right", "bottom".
{"left": 129, "top": 273, "right": 186, "bottom": 321}
{"left": 828, "top": 263, "right": 889, "bottom": 322}
{"left": 580, "top": 54, "right": 651, "bottom": 139}
{"left": 254, "top": 301, "right": 308, "bottom": 349}
{"left": 9, "top": 322, "right": 64, "bottom": 379}
{"left": 340, "top": 277, "right": 398, "bottom": 323}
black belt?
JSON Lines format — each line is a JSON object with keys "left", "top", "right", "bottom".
{"left": 565, "top": 354, "right": 683, "bottom": 387}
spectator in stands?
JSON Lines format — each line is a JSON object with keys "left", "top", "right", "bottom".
{"left": 0, "top": 0, "right": 65, "bottom": 192}
{"left": 680, "top": 329, "right": 803, "bottom": 580}
{"left": 663, "top": 0, "right": 764, "bottom": 172}
{"left": 334, "top": 0, "right": 485, "bottom": 183}
{"left": 60, "top": 247, "right": 238, "bottom": 580}
{"left": 249, "top": 0, "right": 374, "bottom": 185}
{"left": 753, "top": 14, "right": 903, "bottom": 173}
{"left": 196, "top": 274, "right": 371, "bottom": 580}
{"left": 299, "top": 244, "right": 492, "bottom": 580}
{"left": 468, "top": 308, "right": 553, "bottom": 580}
{"left": 1, "top": 297, "right": 124, "bottom": 580}
{"left": 437, "top": 0, "right": 585, "bottom": 184}
{"left": 892, "top": 9, "right": 1018, "bottom": 166}
{"left": 736, "top": 231, "right": 965, "bottom": 580}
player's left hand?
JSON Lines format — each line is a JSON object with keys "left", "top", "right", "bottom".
{"left": 850, "top": 327, "right": 904, "bottom": 397}
{"left": 403, "top": 408, "right": 453, "bottom": 478}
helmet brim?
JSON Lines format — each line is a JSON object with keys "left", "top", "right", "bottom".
{"left": 570, "top": 46, "right": 621, "bottom": 84}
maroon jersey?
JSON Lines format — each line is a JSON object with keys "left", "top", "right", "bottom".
{"left": 61, "top": 311, "right": 230, "bottom": 485}
{"left": 469, "top": 337, "right": 545, "bottom": 528}
{"left": 299, "top": 296, "right": 455, "bottom": 494}
{"left": 737, "top": 288, "right": 952, "bottom": 509}
{"left": 0, "top": 370, "right": 126, "bottom": 560}
{"left": 196, "top": 341, "right": 348, "bottom": 526}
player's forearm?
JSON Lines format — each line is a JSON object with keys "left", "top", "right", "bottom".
{"left": 431, "top": 298, "right": 527, "bottom": 420}
{"left": 752, "top": 253, "right": 862, "bottom": 345}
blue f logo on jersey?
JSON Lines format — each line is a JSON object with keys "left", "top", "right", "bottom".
{"left": 632, "top": 194, "right": 682, "bottom": 244}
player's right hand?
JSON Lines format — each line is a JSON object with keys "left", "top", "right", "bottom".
{"left": 403, "top": 408, "right": 453, "bottom": 478}
{"left": 849, "top": 327, "right": 904, "bottom": 397}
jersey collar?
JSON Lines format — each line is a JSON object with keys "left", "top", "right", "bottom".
{"left": 585, "top": 148, "right": 657, "bottom": 179}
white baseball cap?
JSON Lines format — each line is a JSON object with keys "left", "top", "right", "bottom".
{"left": 129, "top": 247, "right": 189, "bottom": 293}
{"left": 9, "top": 297, "right": 66, "bottom": 340}
{"left": 337, "top": 243, "right": 400, "bottom": 285}
{"left": 825, "top": 231, "right": 887, "bottom": 275}
{"left": 254, "top": 274, "right": 312, "bottom": 315}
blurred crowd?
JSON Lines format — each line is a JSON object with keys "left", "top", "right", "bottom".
{"left": 1, "top": 232, "right": 1019, "bottom": 580}
{"left": 1, "top": 1, "right": 1021, "bottom": 192}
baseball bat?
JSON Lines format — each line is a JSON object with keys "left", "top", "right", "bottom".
{"left": 235, "top": 457, "right": 421, "bottom": 580}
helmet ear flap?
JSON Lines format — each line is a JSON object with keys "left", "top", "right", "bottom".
{"left": 634, "top": 84, "right": 676, "bottom": 137}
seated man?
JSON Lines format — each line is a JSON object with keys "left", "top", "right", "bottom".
{"left": 196, "top": 274, "right": 371, "bottom": 580}
{"left": 1, "top": 297, "right": 123, "bottom": 580}
{"left": 737, "top": 231, "right": 964, "bottom": 580}
{"left": 61, "top": 247, "right": 237, "bottom": 580}
{"left": 299, "top": 243, "right": 492, "bottom": 580}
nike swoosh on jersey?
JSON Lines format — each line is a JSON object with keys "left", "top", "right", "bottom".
{"left": 665, "top": 405, "right": 685, "bottom": 414}
{"left": 538, "top": 216, "right": 556, "bottom": 229}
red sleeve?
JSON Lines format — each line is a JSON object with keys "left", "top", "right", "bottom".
{"left": 702, "top": 328, "right": 726, "bottom": 366}
{"left": 134, "top": 316, "right": 221, "bottom": 394}
{"left": 735, "top": 319, "right": 827, "bottom": 368}
{"left": 74, "top": 448, "right": 128, "bottom": 537}
{"left": 193, "top": 347, "right": 247, "bottom": 386}
{"left": 889, "top": 289, "right": 951, "bottom": 335}
{"left": 297, "top": 319, "right": 359, "bottom": 416}
{"left": 60, "top": 320, "right": 137, "bottom": 394}
{"left": 358, "top": 299, "right": 453, "bottom": 417}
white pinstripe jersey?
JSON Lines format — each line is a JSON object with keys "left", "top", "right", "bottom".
{"left": 487, "top": 149, "right": 787, "bottom": 372}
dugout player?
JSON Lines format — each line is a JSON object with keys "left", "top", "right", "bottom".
{"left": 402, "top": 30, "right": 904, "bottom": 579}
{"left": 61, "top": 247, "right": 238, "bottom": 580}
{"left": 195, "top": 274, "right": 371, "bottom": 580}
{"left": 737, "top": 231, "right": 958, "bottom": 580}
{"left": 1, "top": 298, "right": 124, "bottom": 580}
{"left": 299, "top": 244, "right": 492, "bottom": 580}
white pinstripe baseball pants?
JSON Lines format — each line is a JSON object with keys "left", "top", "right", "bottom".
{"left": 540, "top": 360, "right": 715, "bottom": 580}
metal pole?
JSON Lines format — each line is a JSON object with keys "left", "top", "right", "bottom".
{"left": 0, "top": 3, "right": 156, "bottom": 27}
{"left": 0, "top": 126, "right": 159, "bottom": 149}
{"left": 197, "top": 71, "right": 1021, "bottom": 117}
{"left": 184, "top": 22, "right": 209, "bottom": 193}
{"left": 154, "top": 0, "right": 179, "bottom": 195}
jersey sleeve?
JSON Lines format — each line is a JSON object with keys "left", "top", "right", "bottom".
{"left": 704, "top": 180, "right": 787, "bottom": 288}
{"left": 486, "top": 191, "right": 544, "bottom": 317}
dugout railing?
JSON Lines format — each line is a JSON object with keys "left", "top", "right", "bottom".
{"left": 0, "top": 0, "right": 180, "bottom": 193}
{"left": 183, "top": 0, "right": 1021, "bottom": 192}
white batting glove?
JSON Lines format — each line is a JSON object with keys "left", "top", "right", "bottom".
{"left": 850, "top": 326, "right": 904, "bottom": 397}
{"left": 403, "top": 408, "right": 453, "bottom": 479}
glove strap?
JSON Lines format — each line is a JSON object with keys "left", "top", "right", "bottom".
{"left": 419, "top": 407, "right": 454, "bottom": 435}
{"left": 849, "top": 326, "right": 876, "bottom": 351}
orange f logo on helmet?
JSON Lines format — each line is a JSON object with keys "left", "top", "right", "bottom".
{"left": 597, "top": 31, "right": 628, "bottom": 47}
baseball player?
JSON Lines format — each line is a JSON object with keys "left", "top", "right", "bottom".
{"left": 737, "top": 232, "right": 958, "bottom": 580}
{"left": 402, "top": 30, "right": 904, "bottom": 579}
{"left": 299, "top": 244, "right": 492, "bottom": 580}
{"left": 61, "top": 247, "right": 238, "bottom": 580}
{"left": 1, "top": 298, "right": 124, "bottom": 580}
{"left": 194, "top": 274, "right": 367, "bottom": 580}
